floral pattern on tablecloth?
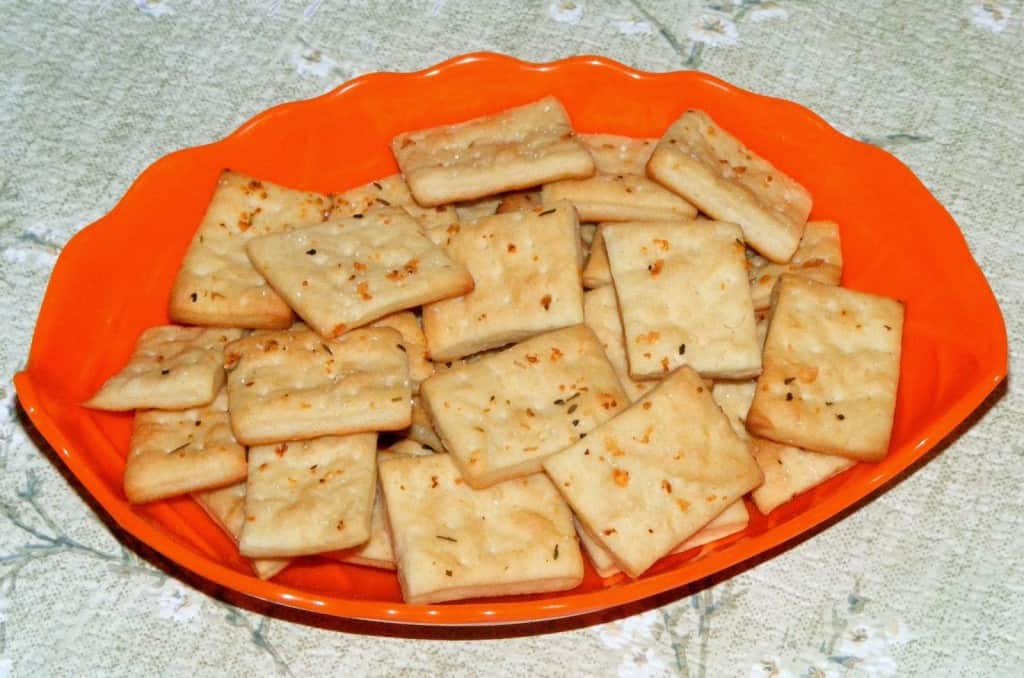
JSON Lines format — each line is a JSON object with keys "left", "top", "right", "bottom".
{"left": 0, "top": 1, "right": 1021, "bottom": 676}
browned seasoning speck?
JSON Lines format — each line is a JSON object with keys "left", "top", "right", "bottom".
{"left": 679, "top": 344, "right": 686, "bottom": 355}
{"left": 786, "top": 392, "right": 793, "bottom": 401}
{"left": 160, "top": 369, "right": 170, "bottom": 375}
{"left": 539, "top": 209, "right": 556, "bottom": 216}
{"left": 837, "top": 413, "right": 846, "bottom": 420}
{"left": 784, "top": 377, "right": 795, "bottom": 385}
{"left": 190, "top": 292, "right": 198, "bottom": 302}
{"left": 306, "top": 249, "right": 317, "bottom": 255}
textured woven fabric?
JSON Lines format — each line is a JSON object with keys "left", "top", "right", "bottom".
{"left": 1, "top": 2, "right": 1021, "bottom": 676}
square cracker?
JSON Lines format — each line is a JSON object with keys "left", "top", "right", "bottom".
{"left": 579, "top": 222, "right": 596, "bottom": 256}
{"left": 407, "top": 395, "right": 446, "bottom": 452}
{"left": 193, "top": 483, "right": 291, "bottom": 580}
{"left": 578, "top": 134, "right": 656, "bottom": 176}
{"left": 337, "top": 439, "right": 435, "bottom": 570}
{"left": 496, "top": 189, "right": 542, "bottom": 213}
{"left": 331, "top": 174, "right": 458, "bottom": 229}
{"left": 454, "top": 196, "right": 502, "bottom": 222}
{"left": 379, "top": 453, "right": 583, "bottom": 604}
{"left": 603, "top": 221, "right": 761, "bottom": 380}
{"left": 750, "top": 439, "right": 855, "bottom": 514}
{"left": 224, "top": 326, "right": 411, "bottom": 445}
{"left": 371, "top": 311, "right": 434, "bottom": 386}
{"left": 542, "top": 366, "right": 763, "bottom": 578}
{"left": 422, "top": 203, "right": 584, "bottom": 361}
{"left": 712, "top": 379, "right": 854, "bottom": 515}
{"left": 749, "top": 220, "right": 843, "bottom": 310}
{"left": 239, "top": 433, "right": 377, "bottom": 558}
{"left": 746, "top": 275, "right": 904, "bottom": 460}
{"left": 391, "top": 96, "right": 595, "bottom": 206}
{"left": 169, "top": 170, "right": 332, "bottom": 329}
{"left": 124, "top": 390, "right": 247, "bottom": 504}
{"left": 86, "top": 326, "right": 243, "bottom": 411}
{"left": 541, "top": 174, "right": 697, "bottom": 223}
{"left": 576, "top": 500, "right": 750, "bottom": 577}
{"left": 246, "top": 208, "right": 473, "bottom": 339}
{"left": 583, "top": 286, "right": 656, "bottom": 403}
{"left": 582, "top": 224, "right": 612, "bottom": 289}
{"left": 584, "top": 217, "right": 711, "bottom": 289}
{"left": 711, "top": 380, "right": 759, "bottom": 441}
{"left": 647, "top": 110, "right": 812, "bottom": 262}
{"left": 421, "top": 325, "right": 628, "bottom": 488}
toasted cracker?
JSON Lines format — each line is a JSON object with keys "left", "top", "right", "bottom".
{"left": 583, "top": 286, "right": 656, "bottom": 402}
{"left": 408, "top": 395, "right": 446, "bottom": 452}
{"left": 124, "top": 390, "right": 247, "bottom": 503}
{"left": 676, "top": 500, "right": 749, "bottom": 550}
{"left": 193, "top": 483, "right": 291, "bottom": 580}
{"left": 331, "top": 174, "right": 458, "bottom": 229}
{"left": 169, "top": 170, "right": 332, "bottom": 328}
{"left": 711, "top": 380, "right": 854, "bottom": 514}
{"left": 647, "top": 110, "right": 812, "bottom": 262}
{"left": 578, "top": 134, "right": 657, "bottom": 176}
{"left": 422, "top": 203, "right": 584, "bottom": 361}
{"left": 543, "top": 366, "right": 762, "bottom": 578}
{"left": 85, "top": 326, "right": 243, "bottom": 411}
{"left": 750, "top": 439, "right": 855, "bottom": 514}
{"left": 585, "top": 217, "right": 713, "bottom": 289}
{"left": 247, "top": 208, "right": 473, "bottom": 338}
{"left": 338, "top": 439, "right": 436, "bottom": 570}
{"left": 454, "top": 196, "right": 502, "bottom": 222}
{"left": 496, "top": 190, "right": 542, "bottom": 213}
{"left": 577, "top": 500, "right": 749, "bottom": 577}
{"left": 604, "top": 221, "right": 761, "bottom": 380}
{"left": 542, "top": 174, "right": 697, "bottom": 223}
{"left": 421, "top": 325, "right": 628, "bottom": 488}
{"left": 581, "top": 224, "right": 612, "bottom": 289}
{"left": 379, "top": 453, "right": 582, "bottom": 604}
{"left": 239, "top": 433, "right": 377, "bottom": 558}
{"left": 711, "top": 380, "right": 758, "bottom": 441}
{"left": 224, "top": 327, "right": 411, "bottom": 445}
{"left": 749, "top": 221, "right": 842, "bottom": 310}
{"left": 391, "top": 97, "right": 595, "bottom": 205}
{"left": 746, "top": 276, "right": 904, "bottom": 460}
{"left": 371, "top": 311, "right": 433, "bottom": 386}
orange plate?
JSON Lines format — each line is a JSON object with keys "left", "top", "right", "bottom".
{"left": 13, "top": 53, "right": 1007, "bottom": 626}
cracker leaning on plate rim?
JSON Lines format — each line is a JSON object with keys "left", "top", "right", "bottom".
{"left": 84, "top": 95, "right": 903, "bottom": 603}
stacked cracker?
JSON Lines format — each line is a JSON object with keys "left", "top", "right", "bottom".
{"left": 86, "top": 97, "right": 904, "bottom": 602}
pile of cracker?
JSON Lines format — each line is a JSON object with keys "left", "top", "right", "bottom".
{"left": 85, "top": 97, "right": 904, "bottom": 604}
